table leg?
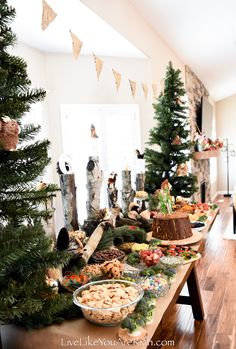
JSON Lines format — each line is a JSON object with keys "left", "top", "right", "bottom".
{"left": 177, "top": 266, "right": 204, "bottom": 320}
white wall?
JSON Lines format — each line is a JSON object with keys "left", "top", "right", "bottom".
{"left": 9, "top": 42, "right": 54, "bottom": 184}
{"left": 44, "top": 53, "right": 153, "bottom": 169}
{"left": 209, "top": 97, "right": 218, "bottom": 199}
{"left": 216, "top": 94, "right": 236, "bottom": 193}
{"left": 81, "top": 0, "right": 184, "bottom": 77}
{"left": 12, "top": 42, "right": 46, "bottom": 88}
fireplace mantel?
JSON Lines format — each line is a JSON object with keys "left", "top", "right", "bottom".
{"left": 193, "top": 150, "right": 220, "bottom": 160}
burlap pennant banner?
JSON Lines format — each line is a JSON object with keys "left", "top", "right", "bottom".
{"left": 41, "top": 0, "right": 57, "bottom": 31}
{"left": 129, "top": 80, "right": 136, "bottom": 98}
{"left": 40, "top": 1, "right": 153, "bottom": 97}
{"left": 141, "top": 83, "right": 148, "bottom": 100}
{"left": 70, "top": 30, "right": 83, "bottom": 59}
{"left": 152, "top": 83, "right": 157, "bottom": 98}
{"left": 112, "top": 69, "right": 122, "bottom": 92}
{"left": 93, "top": 54, "right": 104, "bottom": 81}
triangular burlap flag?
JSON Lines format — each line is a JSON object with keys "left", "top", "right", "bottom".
{"left": 70, "top": 30, "right": 83, "bottom": 59}
{"left": 152, "top": 83, "right": 157, "bottom": 98}
{"left": 141, "top": 83, "right": 148, "bottom": 100}
{"left": 112, "top": 69, "right": 121, "bottom": 92}
{"left": 129, "top": 80, "right": 136, "bottom": 98}
{"left": 93, "top": 54, "right": 103, "bottom": 80}
{"left": 41, "top": 0, "right": 57, "bottom": 31}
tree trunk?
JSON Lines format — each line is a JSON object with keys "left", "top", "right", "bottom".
{"left": 136, "top": 173, "right": 147, "bottom": 211}
{"left": 136, "top": 173, "right": 145, "bottom": 191}
{"left": 59, "top": 174, "right": 79, "bottom": 231}
{"left": 107, "top": 187, "right": 118, "bottom": 208}
{"left": 121, "top": 170, "right": 135, "bottom": 215}
{"left": 42, "top": 197, "right": 56, "bottom": 242}
{"left": 86, "top": 156, "right": 102, "bottom": 218}
{"left": 82, "top": 222, "right": 106, "bottom": 263}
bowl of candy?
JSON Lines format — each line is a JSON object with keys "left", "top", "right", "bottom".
{"left": 137, "top": 275, "right": 169, "bottom": 297}
{"left": 61, "top": 273, "right": 91, "bottom": 292}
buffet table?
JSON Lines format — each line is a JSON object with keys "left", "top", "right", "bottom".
{"left": 0, "top": 208, "right": 219, "bottom": 349}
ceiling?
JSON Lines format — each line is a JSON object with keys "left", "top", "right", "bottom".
{"left": 7, "top": 0, "right": 236, "bottom": 101}
{"left": 130, "top": 0, "right": 236, "bottom": 101}
{"left": 7, "top": 0, "right": 146, "bottom": 58}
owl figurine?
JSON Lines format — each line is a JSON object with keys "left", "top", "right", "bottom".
{"left": 0, "top": 116, "right": 19, "bottom": 151}
{"left": 176, "top": 163, "right": 188, "bottom": 177}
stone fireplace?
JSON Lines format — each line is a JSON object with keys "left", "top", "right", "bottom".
{"left": 200, "top": 180, "right": 206, "bottom": 203}
{"left": 185, "top": 66, "right": 211, "bottom": 202}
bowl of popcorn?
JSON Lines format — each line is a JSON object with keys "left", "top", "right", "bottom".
{"left": 73, "top": 279, "right": 144, "bottom": 326}
{"left": 135, "top": 190, "right": 148, "bottom": 200}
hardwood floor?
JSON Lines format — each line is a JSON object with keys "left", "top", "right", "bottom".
{"left": 157, "top": 196, "right": 236, "bottom": 349}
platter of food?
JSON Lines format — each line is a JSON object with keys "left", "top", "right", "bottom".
{"left": 159, "top": 244, "right": 201, "bottom": 264}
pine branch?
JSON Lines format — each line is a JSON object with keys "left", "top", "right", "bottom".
{"left": 18, "top": 124, "right": 41, "bottom": 143}
{"left": 0, "top": 141, "right": 51, "bottom": 188}
{"left": 0, "top": 1, "right": 77, "bottom": 328}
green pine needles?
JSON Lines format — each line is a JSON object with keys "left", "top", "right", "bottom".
{"left": 0, "top": 2, "right": 55, "bottom": 226}
{"left": 0, "top": 1, "right": 80, "bottom": 328}
{"left": 0, "top": 224, "right": 82, "bottom": 328}
{"left": 145, "top": 62, "right": 197, "bottom": 197}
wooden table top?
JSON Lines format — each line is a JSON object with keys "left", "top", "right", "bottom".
{"left": 0, "top": 208, "right": 219, "bottom": 349}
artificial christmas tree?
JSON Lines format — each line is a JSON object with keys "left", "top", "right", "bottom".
{"left": 145, "top": 62, "right": 197, "bottom": 198}
{"left": 0, "top": 1, "right": 80, "bottom": 328}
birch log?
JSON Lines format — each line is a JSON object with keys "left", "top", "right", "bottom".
{"left": 86, "top": 156, "right": 102, "bottom": 218}
{"left": 107, "top": 173, "right": 118, "bottom": 208}
{"left": 121, "top": 170, "right": 136, "bottom": 214}
{"left": 107, "top": 187, "right": 118, "bottom": 208}
{"left": 42, "top": 197, "right": 56, "bottom": 241}
{"left": 82, "top": 222, "right": 106, "bottom": 264}
{"left": 136, "top": 173, "right": 145, "bottom": 191}
{"left": 59, "top": 174, "right": 79, "bottom": 231}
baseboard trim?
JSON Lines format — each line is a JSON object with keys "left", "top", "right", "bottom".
{"left": 216, "top": 190, "right": 233, "bottom": 195}
{"left": 212, "top": 191, "right": 233, "bottom": 201}
{"left": 211, "top": 192, "right": 218, "bottom": 202}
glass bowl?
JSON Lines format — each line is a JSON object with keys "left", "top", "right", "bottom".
{"left": 137, "top": 275, "right": 169, "bottom": 297}
{"left": 73, "top": 279, "right": 144, "bottom": 326}
{"left": 160, "top": 256, "right": 183, "bottom": 268}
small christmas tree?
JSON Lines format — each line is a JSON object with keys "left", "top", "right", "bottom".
{"left": 145, "top": 62, "right": 197, "bottom": 198}
{"left": 0, "top": 1, "right": 80, "bottom": 328}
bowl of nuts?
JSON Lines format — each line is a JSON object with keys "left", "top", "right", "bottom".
{"left": 92, "top": 249, "right": 125, "bottom": 263}
{"left": 73, "top": 279, "right": 144, "bottom": 326}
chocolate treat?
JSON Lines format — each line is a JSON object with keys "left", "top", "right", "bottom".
{"left": 152, "top": 212, "right": 193, "bottom": 240}
{"left": 92, "top": 249, "right": 125, "bottom": 262}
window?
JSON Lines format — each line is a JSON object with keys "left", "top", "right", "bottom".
{"left": 60, "top": 104, "right": 141, "bottom": 223}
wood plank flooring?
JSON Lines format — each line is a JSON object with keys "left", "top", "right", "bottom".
{"left": 157, "top": 196, "right": 236, "bottom": 349}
